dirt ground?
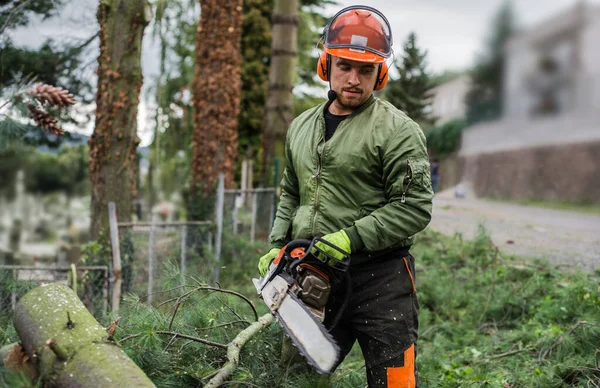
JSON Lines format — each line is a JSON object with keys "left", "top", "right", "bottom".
{"left": 428, "top": 188, "right": 600, "bottom": 271}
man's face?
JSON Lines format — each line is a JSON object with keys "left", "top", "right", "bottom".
{"left": 329, "top": 56, "right": 378, "bottom": 114}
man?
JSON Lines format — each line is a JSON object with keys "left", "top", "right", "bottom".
{"left": 258, "top": 5, "right": 433, "bottom": 387}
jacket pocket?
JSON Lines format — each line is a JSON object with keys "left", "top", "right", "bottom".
{"left": 401, "top": 158, "right": 432, "bottom": 202}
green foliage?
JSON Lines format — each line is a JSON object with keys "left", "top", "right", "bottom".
{"left": 0, "top": 118, "right": 31, "bottom": 151}
{"left": 425, "top": 118, "right": 466, "bottom": 157}
{"left": 0, "top": 144, "right": 89, "bottom": 197}
{"left": 239, "top": 0, "right": 272, "bottom": 157}
{"left": 465, "top": 1, "right": 517, "bottom": 125}
{"left": 384, "top": 32, "right": 433, "bottom": 126}
{"left": 2, "top": 227, "right": 599, "bottom": 386}
{"left": 0, "top": 0, "right": 66, "bottom": 33}
{"left": 414, "top": 227, "right": 600, "bottom": 387}
{"left": 23, "top": 145, "right": 89, "bottom": 196}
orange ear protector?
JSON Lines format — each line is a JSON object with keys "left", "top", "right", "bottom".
{"left": 317, "top": 51, "right": 389, "bottom": 91}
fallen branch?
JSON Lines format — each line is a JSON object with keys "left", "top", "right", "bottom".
{"left": 539, "top": 321, "right": 595, "bottom": 361}
{"left": 198, "top": 320, "right": 251, "bottom": 330}
{"left": 156, "top": 330, "right": 228, "bottom": 349}
{"left": 205, "top": 313, "right": 275, "bottom": 388}
{"left": 116, "top": 334, "right": 140, "bottom": 344}
{"left": 483, "top": 347, "right": 533, "bottom": 361}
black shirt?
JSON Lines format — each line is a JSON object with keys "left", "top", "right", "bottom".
{"left": 324, "top": 110, "right": 350, "bottom": 141}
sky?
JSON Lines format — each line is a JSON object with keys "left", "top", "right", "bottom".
{"left": 7, "top": 0, "right": 599, "bottom": 145}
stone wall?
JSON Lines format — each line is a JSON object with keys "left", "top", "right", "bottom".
{"left": 457, "top": 141, "right": 600, "bottom": 203}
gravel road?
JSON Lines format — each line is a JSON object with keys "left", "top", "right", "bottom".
{"left": 428, "top": 190, "right": 600, "bottom": 271}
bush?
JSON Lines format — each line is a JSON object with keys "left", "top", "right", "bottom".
{"left": 426, "top": 118, "right": 466, "bottom": 157}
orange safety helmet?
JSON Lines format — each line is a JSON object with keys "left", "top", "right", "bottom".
{"left": 317, "top": 6, "right": 393, "bottom": 90}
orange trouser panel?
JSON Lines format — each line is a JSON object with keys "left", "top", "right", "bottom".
{"left": 386, "top": 344, "right": 416, "bottom": 388}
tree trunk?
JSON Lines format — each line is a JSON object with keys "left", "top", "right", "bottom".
{"left": 89, "top": 0, "right": 151, "bottom": 239}
{"left": 13, "top": 284, "right": 154, "bottom": 387}
{"left": 261, "top": 0, "right": 297, "bottom": 183}
{"left": 191, "top": 0, "right": 243, "bottom": 198}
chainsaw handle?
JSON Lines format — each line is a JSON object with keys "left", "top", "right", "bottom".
{"left": 284, "top": 239, "right": 312, "bottom": 254}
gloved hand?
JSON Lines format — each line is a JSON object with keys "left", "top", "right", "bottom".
{"left": 314, "top": 230, "right": 351, "bottom": 261}
{"left": 258, "top": 247, "right": 281, "bottom": 276}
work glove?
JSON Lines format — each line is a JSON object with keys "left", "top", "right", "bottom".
{"left": 313, "top": 230, "right": 351, "bottom": 262}
{"left": 258, "top": 247, "right": 280, "bottom": 276}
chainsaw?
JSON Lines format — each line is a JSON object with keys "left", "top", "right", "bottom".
{"left": 252, "top": 237, "right": 351, "bottom": 374}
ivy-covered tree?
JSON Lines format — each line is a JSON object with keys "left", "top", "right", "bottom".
{"left": 190, "top": 0, "right": 243, "bottom": 209}
{"left": 384, "top": 32, "right": 433, "bottom": 126}
{"left": 465, "top": 0, "right": 517, "bottom": 124}
{"left": 148, "top": 0, "right": 334, "bottom": 201}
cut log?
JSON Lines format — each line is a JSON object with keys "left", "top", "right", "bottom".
{"left": 13, "top": 284, "right": 154, "bottom": 387}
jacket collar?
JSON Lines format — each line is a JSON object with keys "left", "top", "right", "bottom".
{"left": 320, "top": 94, "right": 376, "bottom": 119}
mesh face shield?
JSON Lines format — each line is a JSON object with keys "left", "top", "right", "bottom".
{"left": 323, "top": 6, "right": 393, "bottom": 63}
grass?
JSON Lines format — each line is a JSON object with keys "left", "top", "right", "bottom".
{"left": 1, "top": 228, "right": 599, "bottom": 387}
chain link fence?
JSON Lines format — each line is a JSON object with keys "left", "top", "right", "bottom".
{"left": 117, "top": 222, "right": 213, "bottom": 303}
{"left": 0, "top": 264, "right": 109, "bottom": 319}
{"left": 112, "top": 186, "right": 276, "bottom": 305}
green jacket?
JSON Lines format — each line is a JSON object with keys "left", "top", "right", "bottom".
{"left": 269, "top": 95, "right": 433, "bottom": 261}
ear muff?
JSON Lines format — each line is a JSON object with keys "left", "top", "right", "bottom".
{"left": 374, "top": 62, "right": 389, "bottom": 91}
{"left": 317, "top": 51, "right": 330, "bottom": 81}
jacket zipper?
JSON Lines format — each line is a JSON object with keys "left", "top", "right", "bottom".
{"left": 312, "top": 139, "right": 323, "bottom": 235}
{"left": 401, "top": 160, "right": 413, "bottom": 203}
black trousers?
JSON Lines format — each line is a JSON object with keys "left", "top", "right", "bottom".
{"left": 324, "top": 254, "right": 419, "bottom": 388}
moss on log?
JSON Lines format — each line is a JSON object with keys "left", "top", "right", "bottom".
{"left": 13, "top": 284, "right": 154, "bottom": 387}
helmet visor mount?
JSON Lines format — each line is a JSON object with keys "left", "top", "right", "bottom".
{"left": 323, "top": 6, "right": 392, "bottom": 63}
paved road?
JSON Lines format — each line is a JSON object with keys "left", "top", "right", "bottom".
{"left": 429, "top": 190, "right": 600, "bottom": 271}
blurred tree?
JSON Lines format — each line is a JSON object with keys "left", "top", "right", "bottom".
{"left": 465, "top": 0, "right": 517, "bottom": 124}
{"left": 261, "top": 0, "right": 298, "bottom": 184}
{"left": 1, "top": 1, "right": 98, "bottom": 146}
{"left": 384, "top": 32, "right": 433, "bottom": 126}
{"left": 88, "top": 0, "right": 151, "bottom": 239}
{"left": 0, "top": 0, "right": 66, "bottom": 35}
{"left": 24, "top": 145, "right": 90, "bottom": 196}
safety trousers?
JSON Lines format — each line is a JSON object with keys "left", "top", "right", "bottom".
{"left": 324, "top": 253, "right": 419, "bottom": 388}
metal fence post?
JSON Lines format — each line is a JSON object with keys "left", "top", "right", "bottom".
{"left": 148, "top": 214, "right": 156, "bottom": 304}
{"left": 213, "top": 174, "right": 225, "bottom": 284}
{"left": 108, "top": 202, "right": 122, "bottom": 313}
{"left": 180, "top": 225, "right": 187, "bottom": 279}
{"left": 232, "top": 194, "right": 241, "bottom": 235}
{"left": 250, "top": 191, "right": 258, "bottom": 242}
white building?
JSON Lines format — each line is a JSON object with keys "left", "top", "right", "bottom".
{"left": 428, "top": 75, "right": 470, "bottom": 125}
{"left": 454, "top": 2, "right": 600, "bottom": 204}
{"left": 461, "top": 1, "right": 600, "bottom": 156}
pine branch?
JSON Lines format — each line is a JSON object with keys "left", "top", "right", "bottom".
{"left": 539, "top": 321, "right": 595, "bottom": 361}
{"left": 155, "top": 331, "right": 228, "bottom": 349}
{"left": 205, "top": 313, "right": 275, "bottom": 388}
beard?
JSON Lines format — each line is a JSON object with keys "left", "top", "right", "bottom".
{"left": 335, "top": 88, "right": 371, "bottom": 111}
